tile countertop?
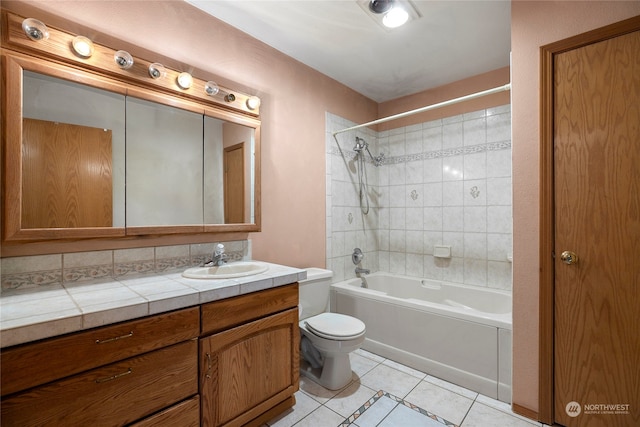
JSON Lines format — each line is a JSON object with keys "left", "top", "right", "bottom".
{"left": 0, "top": 262, "right": 307, "bottom": 348}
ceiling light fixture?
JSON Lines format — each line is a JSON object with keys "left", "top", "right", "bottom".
{"left": 382, "top": 6, "right": 409, "bottom": 28}
{"left": 358, "top": 0, "right": 420, "bottom": 30}
{"left": 369, "top": 0, "right": 394, "bottom": 14}
{"left": 72, "top": 36, "right": 94, "bottom": 58}
{"left": 22, "top": 18, "right": 49, "bottom": 41}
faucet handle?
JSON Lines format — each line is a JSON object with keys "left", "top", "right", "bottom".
{"left": 352, "top": 248, "right": 364, "bottom": 265}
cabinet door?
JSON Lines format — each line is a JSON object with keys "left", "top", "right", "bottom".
{"left": 200, "top": 308, "right": 299, "bottom": 427}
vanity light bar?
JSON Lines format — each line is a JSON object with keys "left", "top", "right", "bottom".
{"left": 8, "top": 12, "right": 260, "bottom": 116}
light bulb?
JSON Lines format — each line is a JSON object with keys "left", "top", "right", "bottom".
{"left": 204, "top": 81, "right": 219, "bottom": 96}
{"left": 246, "top": 96, "right": 261, "bottom": 111}
{"left": 72, "top": 36, "right": 94, "bottom": 58}
{"left": 148, "top": 63, "right": 166, "bottom": 79}
{"left": 383, "top": 7, "right": 409, "bottom": 28}
{"left": 22, "top": 18, "right": 49, "bottom": 41}
{"left": 114, "top": 50, "right": 134, "bottom": 69}
{"left": 177, "top": 72, "right": 193, "bottom": 89}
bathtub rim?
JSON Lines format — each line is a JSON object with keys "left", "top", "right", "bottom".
{"left": 331, "top": 272, "right": 512, "bottom": 330}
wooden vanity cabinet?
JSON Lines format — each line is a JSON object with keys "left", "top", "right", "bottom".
{"left": 0, "top": 283, "right": 300, "bottom": 427}
{"left": 0, "top": 307, "right": 200, "bottom": 426}
{"left": 199, "top": 284, "right": 300, "bottom": 427}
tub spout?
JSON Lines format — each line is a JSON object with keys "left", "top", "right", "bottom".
{"left": 360, "top": 276, "right": 369, "bottom": 288}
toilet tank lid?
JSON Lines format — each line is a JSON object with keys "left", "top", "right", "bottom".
{"left": 302, "top": 267, "right": 333, "bottom": 282}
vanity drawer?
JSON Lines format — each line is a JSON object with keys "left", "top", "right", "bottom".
{"left": 1, "top": 339, "right": 198, "bottom": 426}
{"left": 1, "top": 306, "right": 199, "bottom": 396}
{"left": 201, "top": 283, "right": 298, "bottom": 334}
{"left": 130, "top": 395, "right": 200, "bottom": 427}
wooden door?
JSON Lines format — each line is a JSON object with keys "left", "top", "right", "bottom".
{"left": 21, "top": 118, "right": 113, "bottom": 228}
{"left": 552, "top": 27, "right": 639, "bottom": 426}
{"left": 223, "top": 143, "right": 245, "bottom": 223}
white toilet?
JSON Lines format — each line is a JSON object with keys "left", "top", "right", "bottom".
{"left": 299, "top": 268, "right": 366, "bottom": 390}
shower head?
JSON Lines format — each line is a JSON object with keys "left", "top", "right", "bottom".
{"left": 354, "top": 136, "right": 367, "bottom": 153}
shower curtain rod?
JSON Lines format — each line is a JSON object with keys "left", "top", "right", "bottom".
{"left": 332, "top": 83, "right": 511, "bottom": 136}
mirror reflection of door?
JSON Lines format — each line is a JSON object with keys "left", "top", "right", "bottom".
{"left": 21, "top": 118, "right": 113, "bottom": 228}
{"left": 224, "top": 143, "right": 245, "bottom": 223}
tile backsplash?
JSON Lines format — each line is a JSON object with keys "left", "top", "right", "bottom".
{"left": 1, "top": 240, "right": 250, "bottom": 291}
{"left": 326, "top": 105, "right": 512, "bottom": 290}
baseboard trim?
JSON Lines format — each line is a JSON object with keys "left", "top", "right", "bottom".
{"left": 512, "top": 403, "right": 539, "bottom": 422}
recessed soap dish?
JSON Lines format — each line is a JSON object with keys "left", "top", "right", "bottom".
{"left": 434, "top": 245, "right": 451, "bottom": 258}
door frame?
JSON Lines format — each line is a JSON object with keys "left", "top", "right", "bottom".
{"left": 538, "top": 15, "right": 640, "bottom": 425}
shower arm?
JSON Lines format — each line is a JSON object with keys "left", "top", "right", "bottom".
{"left": 362, "top": 144, "right": 377, "bottom": 164}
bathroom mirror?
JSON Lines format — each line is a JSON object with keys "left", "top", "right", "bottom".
{"left": 2, "top": 52, "right": 260, "bottom": 242}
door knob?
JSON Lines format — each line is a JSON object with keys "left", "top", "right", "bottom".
{"left": 560, "top": 251, "right": 579, "bottom": 265}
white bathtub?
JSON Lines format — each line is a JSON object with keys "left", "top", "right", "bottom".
{"left": 331, "top": 272, "right": 512, "bottom": 402}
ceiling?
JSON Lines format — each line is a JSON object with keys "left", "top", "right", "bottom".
{"left": 186, "top": 1, "right": 511, "bottom": 103}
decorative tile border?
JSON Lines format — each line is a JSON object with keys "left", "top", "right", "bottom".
{"left": 63, "top": 265, "right": 114, "bottom": 283}
{"left": 329, "top": 141, "right": 511, "bottom": 165}
{"left": 339, "top": 390, "right": 459, "bottom": 427}
{"left": 0, "top": 270, "right": 63, "bottom": 290}
{"left": 1, "top": 241, "right": 249, "bottom": 291}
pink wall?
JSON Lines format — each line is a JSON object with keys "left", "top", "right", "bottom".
{"left": 378, "top": 66, "right": 511, "bottom": 130}
{"left": 2, "top": 0, "right": 378, "bottom": 268}
{"left": 510, "top": 0, "right": 640, "bottom": 416}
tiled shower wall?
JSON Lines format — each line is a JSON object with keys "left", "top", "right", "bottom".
{"left": 326, "top": 105, "right": 512, "bottom": 290}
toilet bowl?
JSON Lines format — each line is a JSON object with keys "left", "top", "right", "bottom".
{"left": 299, "top": 268, "right": 366, "bottom": 390}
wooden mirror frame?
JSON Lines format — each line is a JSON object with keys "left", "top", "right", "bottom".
{"left": 1, "top": 11, "right": 261, "bottom": 254}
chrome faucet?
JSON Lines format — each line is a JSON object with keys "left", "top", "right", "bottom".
{"left": 206, "top": 243, "right": 227, "bottom": 267}
{"left": 352, "top": 248, "right": 370, "bottom": 282}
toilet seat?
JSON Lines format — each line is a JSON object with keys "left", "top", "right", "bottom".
{"left": 304, "top": 313, "right": 365, "bottom": 341}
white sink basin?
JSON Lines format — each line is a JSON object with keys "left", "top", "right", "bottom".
{"left": 182, "top": 261, "right": 269, "bottom": 279}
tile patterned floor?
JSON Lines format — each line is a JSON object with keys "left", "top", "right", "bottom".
{"left": 264, "top": 349, "right": 546, "bottom": 427}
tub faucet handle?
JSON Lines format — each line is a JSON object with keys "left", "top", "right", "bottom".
{"left": 352, "top": 248, "right": 364, "bottom": 265}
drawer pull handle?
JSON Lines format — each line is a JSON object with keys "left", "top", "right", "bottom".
{"left": 95, "top": 331, "right": 133, "bottom": 344}
{"left": 206, "top": 352, "right": 212, "bottom": 379}
{"left": 95, "top": 368, "right": 132, "bottom": 383}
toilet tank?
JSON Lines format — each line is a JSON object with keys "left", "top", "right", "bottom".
{"left": 299, "top": 268, "right": 333, "bottom": 320}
